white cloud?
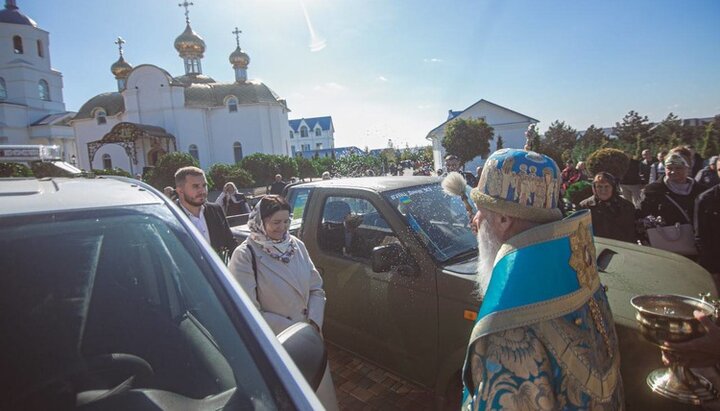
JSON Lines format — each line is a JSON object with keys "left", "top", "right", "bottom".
{"left": 377, "top": 76, "right": 389, "bottom": 82}
{"left": 423, "top": 58, "right": 443, "bottom": 63}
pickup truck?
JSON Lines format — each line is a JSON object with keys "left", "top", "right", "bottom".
{"left": 231, "top": 176, "right": 718, "bottom": 410}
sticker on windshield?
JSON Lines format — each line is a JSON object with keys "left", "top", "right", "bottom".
{"left": 399, "top": 195, "right": 412, "bottom": 204}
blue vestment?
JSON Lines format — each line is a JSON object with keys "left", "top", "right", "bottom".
{"left": 462, "top": 210, "right": 624, "bottom": 410}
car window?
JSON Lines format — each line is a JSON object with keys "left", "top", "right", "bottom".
{"left": 0, "top": 205, "right": 282, "bottom": 409}
{"left": 318, "top": 196, "right": 398, "bottom": 259}
{"left": 383, "top": 183, "right": 477, "bottom": 262}
{"left": 286, "top": 186, "right": 311, "bottom": 224}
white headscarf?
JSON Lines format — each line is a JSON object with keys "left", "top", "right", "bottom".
{"left": 247, "top": 197, "right": 296, "bottom": 263}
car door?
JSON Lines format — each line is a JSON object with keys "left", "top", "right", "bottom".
{"left": 303, "top": 188, "right": 439, "bottom": 387}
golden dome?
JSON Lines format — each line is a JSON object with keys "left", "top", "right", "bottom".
{"left": 110, "top": 55, "right": 132, "bottom": 79}
{"left": 229, "top": 46, "right": 250, "bottom": 69}
{"left": 174, "top": 24, "right": 205, "bottom": 57}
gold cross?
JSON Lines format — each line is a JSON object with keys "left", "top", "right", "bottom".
{"left": 232, "top": 27, "right": 242, "bottom": 47}
{"left": 178, "top": 1, "right": 194, "bottom": 24}
{"left": 114, "top": 37, "right": 125, "bottom": 56}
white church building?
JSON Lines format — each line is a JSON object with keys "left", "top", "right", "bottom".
{"left": 0, "top": 1, "right": 75, "bottom": 158}
{"left": 426, "top": 99, "right": 538, "bottom": 173}
{"left": 71, "top": 3, "right": 291, "bottom": 174}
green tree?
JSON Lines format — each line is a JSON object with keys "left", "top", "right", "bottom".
{"left": 496, "top": 135, "right": 504, "bottom": 151}
{"left": 296, "top": 156, "right": 318, "bottom": 180}
{"left": 698, "top": 120, "right": 720, "bottom": 159}
{"left": 335, "top": 153, "right": 380, "bottom": 177}
{"left": 0, "top": 162, "right": 32, "bottom": 177}
{"left": 442, "top": 118, "right": 494, "bottom": 164}
{"left": 311, "top": 156, "right": 336, "bottom": 177}
{"left": 613, "top": 110, "right": 651, "bottom": 145}
{"left": 240, "top": 154, "right": 298, "bottom": 186}
{"left": 92, "top": 167, "right": 133, "bottom": 177}
{"left": 650, "top": 113, "right": 682, "bottom": 148}
{"left": 525, "top": 124, "right": 541, "bottom": 151}
{"left": 208, "top": 163, "right": 253, "bottom": 189}
{"left": 148, "top": 151, "right": 198, "bottom": 190}
{"left": 544, "top": 120, "right": 578, "bottom": 154}
{"left": 586, "top": 148, "right": 630, "bottom": 180}
{"left": 572, "top": 125, "right": 609, "bottom": 162}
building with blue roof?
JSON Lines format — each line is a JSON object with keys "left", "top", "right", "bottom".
{"left": 287, "top": 116, "right": 335, "bottom": 157}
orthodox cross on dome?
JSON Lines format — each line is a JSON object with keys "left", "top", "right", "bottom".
{"left": 178, "top": 1, "right": 194, "bottom": 24}
{"left": 114, "top": 36, "right": 125, "bottom": 57}
{"left": 6, "top": 0, "right": 18, "bottom": 10}
{"left": 232, "top": 27, "right": 242, "bottom": 47}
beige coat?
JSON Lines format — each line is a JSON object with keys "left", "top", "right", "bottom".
{"left": 228, "top": 236, "right": 326, "bottom": 334}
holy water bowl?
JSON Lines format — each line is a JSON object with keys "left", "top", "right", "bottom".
{"left": 630, "top": 294, "right": 719, "bottom": 405}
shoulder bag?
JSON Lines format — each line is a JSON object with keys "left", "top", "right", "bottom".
{"left": 646, "top": 195, "right": 698, "bottom": 256}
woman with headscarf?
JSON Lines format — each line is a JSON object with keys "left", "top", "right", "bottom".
{"left": 228, "top": 195, "right": 337, "bottom": 409}
{"left": 579, "top": 172, "right": 638, "bottom": 243}
{"left": 215, "top": 182, "right": 251, "bottom": 216}
{"left": 639, "top": 151, "right": 707, "bottom": 226}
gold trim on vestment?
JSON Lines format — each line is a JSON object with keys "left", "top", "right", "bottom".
{"left": 470, "top": 191, "right": 563, "bottom": 223}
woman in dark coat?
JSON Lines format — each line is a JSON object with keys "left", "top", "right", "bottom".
{"left": 579, "top": 172, "right": 638, "bottom": 243}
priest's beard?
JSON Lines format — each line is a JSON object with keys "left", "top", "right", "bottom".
{"left": 475, "top": 217, "right": 502, "bottom": 299}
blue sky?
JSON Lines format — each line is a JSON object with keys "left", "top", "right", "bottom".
{"left": 22, "top": 0, "right": 720, "bottom": 149}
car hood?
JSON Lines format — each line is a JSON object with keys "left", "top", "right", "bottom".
{"left": 443, "top": 256, "right": 478, "bottom": 276}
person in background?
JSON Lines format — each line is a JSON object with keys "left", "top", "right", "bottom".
{"left": 579, "top": 172, "right": 638, "bottom": 243}
{"left": 695, "top": 156, "right": 720, "bottom": 275}
{"left": 321, "top": 171, "right": 331, "bottom": 180}
{"left": 639, "top": 149, "right": 653, "bottom": 186}
{"left": 228, "top": 195, "right": 337, "bottom": 410}
{"left": 619, "top": 155, "right": 642, "bottom": 208}
{"left": 443, "top": 154, "right": 477, "bottom": 187}
{"left": 268, "top": 174, "right": 287, "bottom": 196}
{"left": 639, "top": 152, "right": 706, "bottom": 228}
{"left": 695, "top": 155, "right": 719, "bottom": 187}
{"left": 457, "top": 149, "right": 623, "bottom": 410}
{"left": 175, "top": 166, "right": 237, "bottom": 256}
{"left": 215, "top": 182, "right": 251, "bottom": 216}
{"left": 687, "top": 145, "right": 704, "bottom": 178}
{"left": 163, "top": 186, "right": 175, "bottom": 198}
{"left": 560, "top": 159, "right": 581, "bottom": 192}
{"left": 576, "top": 161, "right": 590, "bottom": 181}
{"left": 649, "top": 150, "right": 667, "bottom": 183}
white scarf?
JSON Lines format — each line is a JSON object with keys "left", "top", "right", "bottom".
{"left": 247, "top": 198, "right": 296, "bottom": 263}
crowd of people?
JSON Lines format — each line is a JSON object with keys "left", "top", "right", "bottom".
{"left": 558, "top": 145, "right": 719, "bottom": 275}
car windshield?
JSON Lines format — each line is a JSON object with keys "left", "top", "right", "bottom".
{"left": 383, "top": 183, "right": 477, "bottom": 262}
{"left": 0, "top": 205, "right": 282, "bottom": 409}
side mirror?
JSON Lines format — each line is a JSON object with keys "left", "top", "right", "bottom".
{"left": 277, "top": 322, "right": 327, "bottom": 391}
{"left": 371, "top": 243, "right": 405, "bottom": 273}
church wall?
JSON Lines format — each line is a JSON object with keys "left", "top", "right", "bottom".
{"left": 72, "top": 116, "right": 119, "bottom": 170}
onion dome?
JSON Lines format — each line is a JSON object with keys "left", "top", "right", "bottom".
{"left": 0, "top": 1, "right": 37, "bottom": 27}
{"left": 110, "top": 55, "right": 132, "bottom": 79}
{"left": 174, "top": 24, "right": 205, "bottom": 58}
{"left": 229, "top": 46, "right": 250, "bottom": 69}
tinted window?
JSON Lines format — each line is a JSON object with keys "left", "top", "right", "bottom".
{"left": 0, "top": 206, "right": 280, "bottom": 409}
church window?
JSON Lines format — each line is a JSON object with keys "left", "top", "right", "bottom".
{"left": 315, "top": 128, "right": 322, "bottom": 136}
{"left": 289, "top": 130, "right": 294, "bottom": 139}
{"left": 227, "top": 97, "right": 238, "bottom": 113}
{"left": 233, "top": 142, "right": 243, "bottom": 163}
{"left": 12, "top": 36, "right": 23, "bottom": 54}
{"left": 189, "top": 144, "right": 199, "bottom": 161}
{"left": 94, "top": 109, "right": 107, "bottom": 125}
{"left": 38, "top": 80, "right": 50, "bottom": 101}
{"left": 36, "top": 40, "right": 43, "bottom": 57}
{"left": 300, "top": 126, "right": 308, "bottom": 138}
{"left": 0, "top": 78, "right": 7, "bottom": 100}
{"left": 102, "top": 154, "right": 112, "bottom": 170}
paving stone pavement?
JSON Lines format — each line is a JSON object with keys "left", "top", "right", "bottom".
{"left": 327, "top": 342, "right": 434, "bottom": 410}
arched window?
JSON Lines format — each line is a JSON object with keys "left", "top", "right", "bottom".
{"left": 189, "top": 144, "right": 199, "bottom": 161}
{"left": 102, "top": 154, "right": 112, "bottom": 170}
{"left": 315, "top": 128, "right": 322, "bottom": 136}
{"left": 12, "top": 35, "right": 23, "bottom": 54}
{"left": 233, "top": 142, "right": 243, "bottom": 163}
{"left": 227, "top": 96, "right": 238, "bottom": 113}
{"left": 38, "top": 80, "right": 50, "bottom": 101}
{"left": 300, "top": 126, "right": 308, "bottom": 138}
{"left": 94, "top": 108, "right": 107, "bottom": 125}
{"left": 36, "top": 40, "right": 43, "bottom": 57}
{"left": 0, "top": 77, "right": 7, "bottom": 100}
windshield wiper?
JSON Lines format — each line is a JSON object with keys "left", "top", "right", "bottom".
{"left": 443, "top": 247, "right": 478, "bottom": 264}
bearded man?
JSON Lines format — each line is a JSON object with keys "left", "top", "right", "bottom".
{"left": 449, "top": 149, "right": 624, "bottom": 410}
{"left": 175, "top": 166, "right": 237, "bottom": 256}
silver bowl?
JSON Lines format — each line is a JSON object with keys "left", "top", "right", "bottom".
{"left": 631, "top": 294, "right": 719, "bottom": 405}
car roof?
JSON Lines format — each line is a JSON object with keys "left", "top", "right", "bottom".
{"left": 290, "top": 176, "right": 442, "bottom": 192}
{"left": 0, "top": 176, "right": 163, "bottom": 216}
